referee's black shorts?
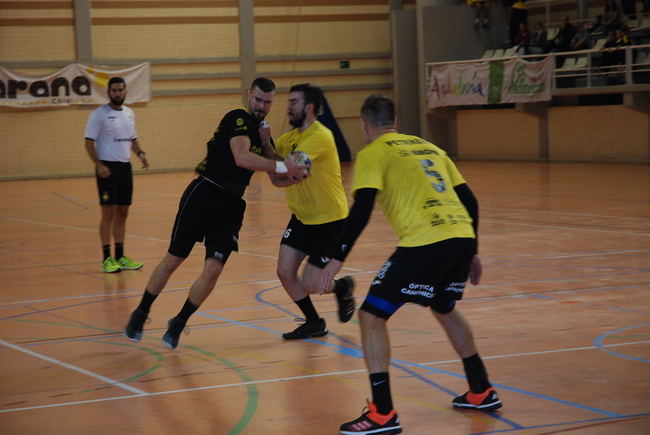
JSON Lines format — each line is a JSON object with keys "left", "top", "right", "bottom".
{"left": 280, "top": 214, "right": 345, "bottom": 268}
{"left": 360, "top": 238, "right": 477, "bottom": 320}
{"left": 168, "top": 177, "right": 246, "bottom": 263}
{"left": 96, "top": 161, "right": 133, "bottom": 206}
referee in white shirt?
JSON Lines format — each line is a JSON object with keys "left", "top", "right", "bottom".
{"left": 84, "top": 76, "right": 149, "bottom": 273}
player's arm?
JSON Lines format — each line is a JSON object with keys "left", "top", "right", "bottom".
{"left": 319, "top": 188, "right": 378, "bottom": 292}
{"left": 130, "top": 138, "right": 149, "bottom": 169}
{"left": 84, "top": 138, "right": 110, "bottom": 178}
{"left": 230, "top": 135, "right": 304, "bottom": 178}
{"left": 454, "top": 182, "right": 482, "bottom": 285}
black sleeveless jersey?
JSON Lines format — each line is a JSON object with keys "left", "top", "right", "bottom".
{"left": 195, "top": 108, "right": 263, "bottom": 197}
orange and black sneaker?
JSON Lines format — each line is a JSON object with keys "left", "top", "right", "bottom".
{"left": 340, "top": 401, "right": 402, "bottom": 434}
{"left": 452, "top": 387, "right": 502, "bottom": 411}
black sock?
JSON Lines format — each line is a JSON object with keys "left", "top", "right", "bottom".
{"left": 370, "top": 372, "right": 393, "bottom": 414}
{"left": 177, "top": 298, "right": 199, "bottom": 322}
{"left": 462, "top": 353, "right": 491, "bottom": 393}
{"left": 114, "top": 243, "right": 124, "bottom": 260}
{"left": 295, "top": 296, "right": 319, "bottom": 322}
{"left": 136, "top": 290, "right": 158, "bottom": 314}
{"left": 102, "top": 245, "right": 111, "bottom": 260}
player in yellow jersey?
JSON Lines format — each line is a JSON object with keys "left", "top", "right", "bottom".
{"left": 320, "top": 95, "right": 501, "bottom": 435}
{"left": 270, "top": 84, "right": 355, "bottom": 340}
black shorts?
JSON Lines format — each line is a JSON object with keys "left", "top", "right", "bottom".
{"left": 361, "top": 238, "right": 477, "bottom": 320}
{"left": 280, "top": 214, "right": 345, "bottom": 269}
{"left": 168, "top": 177, "right": 246, "bottom": 263}
{"left": 96, "top": 161, "right": 133, "bottom": 206}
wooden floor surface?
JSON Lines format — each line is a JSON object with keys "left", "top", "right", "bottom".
{"left": 1, "top": 161, "right": 649, "bottom": 434}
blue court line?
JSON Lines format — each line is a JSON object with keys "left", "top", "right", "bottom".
{"left": 594, "top": 323, "right": 650, "bottom": 363}
{"left": 390, "top": 358, "right": 623, "bottom": 418}
{"left": 468, "top": 412, "right": 650, "bottom": 434}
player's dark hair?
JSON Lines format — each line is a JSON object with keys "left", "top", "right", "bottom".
{"left": 251, "top": 77, "right": 276, "bottom": 93}
{"left": 290, "top": 83, "right": 324, "bottom": 116}
{"left": 360, "top": 94, "right": 395, "bottom": 128}
{"left": 108, "top": 76, "right": 126, "bottom": 88}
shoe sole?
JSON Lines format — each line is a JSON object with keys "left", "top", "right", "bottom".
{"left": 282, "top": 329, "right": 329, "bottom": 340}
{"left": 340, "top": 426, "right": 402, "bottom": 435}
{"left": 162, "top": 335, "right": 178, "bottom": 349}
{"left": 124, "top": 331, "right": 142, "bottom": 343}
{"left": 453, "top": 400, "right": 502, "bottom": 411}
{"left": 102, "top": 268, "right": 121, "bottom": 273}
{"left": 120, "top": 265, "right": 143, "bottom": 270}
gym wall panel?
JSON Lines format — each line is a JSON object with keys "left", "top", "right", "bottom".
{"left": 548, "top": 106, "right": 650, "bottom": 162}
{"left": 456, "top": 109, "right": 541, "bottom": 160}
{"left": 92, "top": 24, "right": 240, "bottom": 59}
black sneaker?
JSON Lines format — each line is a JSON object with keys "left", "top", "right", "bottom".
{"left": 124, "top": 308, "right": 148, "bottom": 342}
{"left": 340, "top": 401, "right": 402, "bottom": 434}
{"left": 335, "top": 276, "right": 356, "bottom": 323}
{"left": 452, "top": 387, "right": 502, "bottom": 411}
{"left": 162, "top": 316, "right": 187, "bottom": 350}
{"left": 282, "top": 318, "right": 328, "bottom": 340}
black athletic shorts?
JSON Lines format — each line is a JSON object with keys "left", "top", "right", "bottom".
{"left": 361, "top": 238, "right": 477, "bottom": 320}
{"left": 168, "top": 177, "right": 246, "bottom": 263}
{"left": 280, "top": 214, "right": 345, "bottom": 269}
{"left": 96, "top": 161, "right": 133, "bottom": 206}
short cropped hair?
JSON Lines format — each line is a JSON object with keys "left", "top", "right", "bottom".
{"left": 360, "top": 94, "right": 395, "bottom": 128}
{"left": 108, "top": 77, "right": 126, "bottom": 88}
{"left": 290, "top": 83, "right": 324, "bottom": 116}
{"left": 251, "top": 77, "right": 276, "bottom": 93}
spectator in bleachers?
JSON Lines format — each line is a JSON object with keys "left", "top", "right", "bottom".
{"left": 509, "top": 0, "right": 528, "bottom": 46}
{"left": 620, "top": 0, "right": 637, "bottom": 24}
{"left": 467, "top": 0, "right": 491, "bottom": 29}
{"left": 571, "top": 23, "right": 592, "bottom": 50}
{"left": 529, "top": 21, "right": 548, "bottom": 54}
{"left": 515, "top": 22, "right": 531, "bottom": 54}
{"left": 551, "top": 16, "right": 576, "bottom": 67}
{"left": 587, "top": 15, "right": 606, "bottom": 34}
{"left": 604, "top": 0, "right": 624, "bottom": 31}
{"left": 551, "top": 16, "right": 576, "bottom": 52}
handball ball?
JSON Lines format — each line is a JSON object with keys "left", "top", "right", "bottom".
{"left": 289, "top": 151, "right": 311, "bottom": 175}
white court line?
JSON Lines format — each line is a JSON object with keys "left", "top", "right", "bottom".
{"left": 484, "top": 218, "right": 650, "bottom": 237}
{"left": 0, "top": 339, "right": 146, "bottom": 396}
{"left": 1, "top": 339, "right": 648, "bottom": 414}
{"left": 2, "top": 217, "right": 364, "bottom": 272}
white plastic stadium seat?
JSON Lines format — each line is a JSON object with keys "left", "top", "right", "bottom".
{"left": 492, "top": 48, "right": 505, "bottom": 58}
{"left": 558, "top": 58, "right": 577, "bottom": 70}
{"left": 574, "top": 56, "right": 588, "bottom": 68}
{"left": 482, "top": 49, "right": 495, "bottom": 59}
{"left": 547, "top": 27, "right": 559, "bottom": 40}
{"left": 593, "top": 38, "right": 606, "bottom": 51}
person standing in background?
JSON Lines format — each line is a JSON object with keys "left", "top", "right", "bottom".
{"left": 84, "top": 76, "right": 148, "bottom": 273}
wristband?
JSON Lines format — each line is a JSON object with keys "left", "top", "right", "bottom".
{"left": 275, "top": 161, "right": 288, "bottom": 174}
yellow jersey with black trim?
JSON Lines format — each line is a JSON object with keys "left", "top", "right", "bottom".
{"left": 276, "top": 121, "right": 348, "bottom": 225}
{"left": 352, "top": 132, "right": 475, "bottom": 247}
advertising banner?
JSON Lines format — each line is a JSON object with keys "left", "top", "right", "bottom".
{"left": 0, "top": 62, "right": 151, "bottom": 108}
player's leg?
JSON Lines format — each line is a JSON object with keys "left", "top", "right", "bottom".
{"left": 340, "top": 307, "right": 401, "bottom": 434}
{"left": 125, "top": 252, "right": 185, "bottom": 342}
{"left": 97, "top": 168, "right": 120, "bottom": 272}
{"left": 113, "top": 170, "right": 142, "bottom": 270}
{"left": 340, "top": 257, "right": 402, "bottom": 435}
{"left": 301, "top": 262, "right": 355, "bottom": 323}
{"left": 431, "top": 238, "right": 501, "bottom": 411}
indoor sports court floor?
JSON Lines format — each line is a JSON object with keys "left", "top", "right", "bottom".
{"left": 1, "top": 161, "right": 649, "bottom": 434}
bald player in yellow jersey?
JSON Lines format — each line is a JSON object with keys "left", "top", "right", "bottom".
{"left": 269, "top": 83, "right": 356, "bottom": 340}
{"left": 320, "top": 95, "right": 502, "bottom": 435}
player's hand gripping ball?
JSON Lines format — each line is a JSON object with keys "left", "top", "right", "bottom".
{"left": 289, "top": 151, "right": 311, "bottom": 178}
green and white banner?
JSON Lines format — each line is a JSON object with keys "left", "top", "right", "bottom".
{"left": 427, "top": 57, "right": 551, "bottom": 108}
{"left": 0, "top": 62, "right": 151, "bottom": 108}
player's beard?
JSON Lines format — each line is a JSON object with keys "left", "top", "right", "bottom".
{"left": 110, "top": 96, "right": 125, "bottom": 106}
{"left": 289, "top": 109, "right": 306, "bottom": 128}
